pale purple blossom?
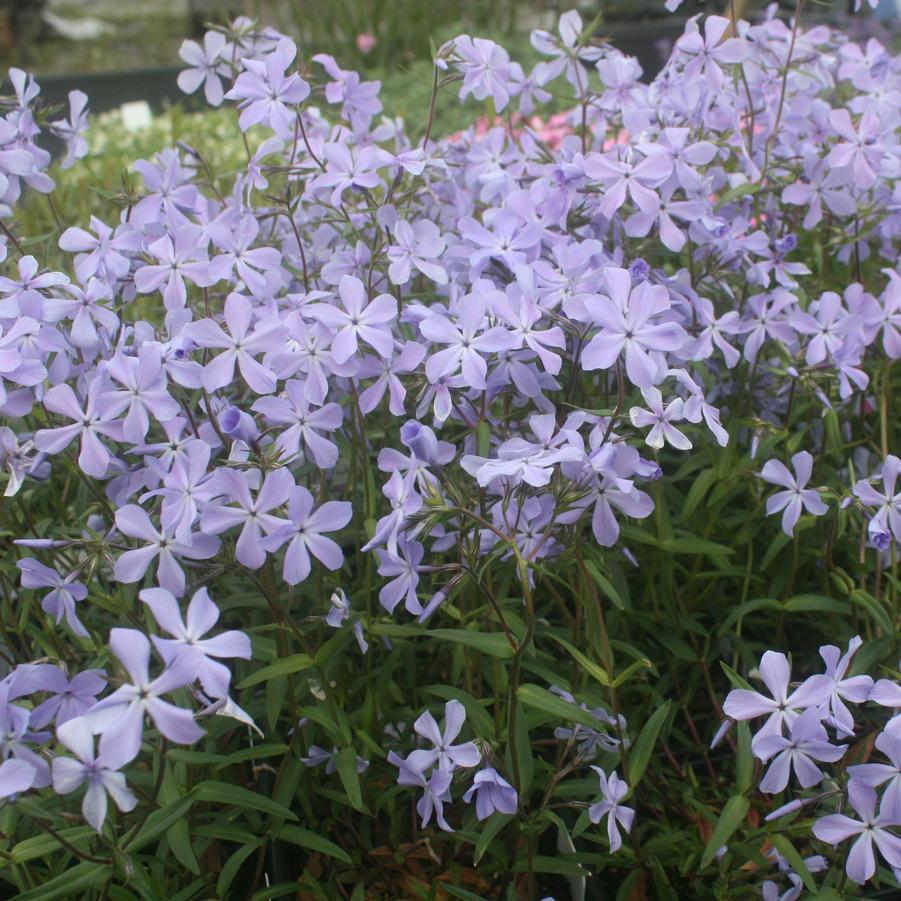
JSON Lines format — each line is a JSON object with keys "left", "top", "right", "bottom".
{"left": 813, "top": 778, "right": 901, "bottom": 884}
{"left": 760, "top": 451, "right": 829, "bottom": 537}
{"left": 588, "top": 768, "right": 635, "bottom": 852}
{"left": 407, "top": 700, "right": 480, "bottom": 773}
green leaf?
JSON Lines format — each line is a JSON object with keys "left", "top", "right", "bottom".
{"left": 445, "top": 886, "right": 489, "bottom": 901}
{"left": 760, "top": 532, "right": 791, "bottom": 570}
{"left": 512, "top": 711, "right": 533, "bottom": 795}
{"left": 278, "top": 825, "right": 353, "bottom": 864}
{"left": 660, "top": 536, "right": 733, "bottom": 557}
{"left": 217, "top": 743, "right": 290, "bottom": 768}
{"left": 251, "top": 884, "right": 305, "bottom": 901}
{"left": 237, "top": 653, "right": 314, "bottom": 689}
{"left": 516, "top": 683, "right": 607, "bottom": 732}
{"left": 681, "top": 468, "right": 719, "bottom": 519}
{"left": 612, "top": 657, "right": 653, "bottom": 689}
{"left": 513, "top": 854, "right": 588, "bottom": 876}
{"left": 166, "top": 749, "right": 226, "bottom": 766}
{"left": 16, "top": 862, "right": 112, "bottom": 900}
{"left": 473, "top": 812, "right": 513, "bottom": 866}
{"left": 167, "top": 817, "right": 200, "bottom": 875}
{"left": 715, "top": 181, "right": 761, "bottom": 208}
{"left": 701, "top": 795, "right": 749, "bottom": 867}
{"left": 783, "top": 594, "right": 847, "bottom": 615}
{"left": 849, "top": 589, "right": 893, "bottom": 635}
{"left": 124, "top": 793, "right": 196, "bottom": 852}
{"left": 548, "top": 634, "right": 611, "bottom": 686}
{"left": 770, "top": 834, "right": 816, "bottom": 894}
{"left": 736, "top": 722, "right": 753, "bottom": 794}
{"left": 217, "top": 839, "right": 263, "bottom": 897}
{"left": 368, "top": 622, "right": 425, "bottom": 638}
{"left": 335, "top": 747, "right": 366, "bottom": 812}
{"left": 194, "top": 781, "right": 298, "bottom": 820}
{"left": 615, "top": 871, "right": 644, "bottom": 901}
{"left": 582, "top": 559, "right": 627, "bottom": 610}
{"left": 718, "top": 598, "right": 781, "bottom": 634}
{"left": 720, "top": 661, "right": 753, "bottom": 691}
{"left": 430, "top": 628, "right": 515, "bottom": 659}
{"left": 477, "top": 420, "right": 491, "bottom": 457}
{"left": 298, "top": 704, "right": 353, "bottom": 746}
{"left": 628, "top": 701, "right": 671, "bottom": 788}
{"left": 9, "top": 826, "right": 95, "bottom": 864}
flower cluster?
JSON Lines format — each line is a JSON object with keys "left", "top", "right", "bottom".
{"left": 0, "top": 3, "right": 898, "bottom": 895}
{"left": 722, "top": 639, "right": 901, "bottom": 886}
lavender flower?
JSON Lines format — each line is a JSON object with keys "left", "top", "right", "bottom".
{"left": 588, "top": 768, "right": 635, "bottom": 852}
{"left": 140, "top": 587, "right": 251, "bottom": 699}
{"left": 17, "top": 558, "right": 88, "bottom": 637}
{"left": 261, "top": 486, "right": 352, "bottom": 585}
{"left": 760, "top": 451, "right": 829, "bottom": 537}
{"left": 463, "top": 766, "right": 518, "bottom": 819}
{"left": 813, "top": 779, "right": 901, "bottom": 884}
{"left": 225, "top": 38, "right": 310, "bottom": 134}
{"left": 723, "top": 650, "right": 830, "bottom": 747}
{"left": 407, "top": 700, "right": 480, "bottom": 773}
{"left": 51, "top": 716, "right": 137, "bottom": 831}
{"left": 84, "top": 628, "right": 204, "bottom": 764}
{"left": 580, "top": 268, "right": 686, "bottom": 388}
{"left": 177, "top": 31, "right": 229, "bottom": 106}
{"left": 388, "top": 750, "right": 454, "bottom": 831}
{"left": 754, "top": 708, "right": 847, "bottom": 794}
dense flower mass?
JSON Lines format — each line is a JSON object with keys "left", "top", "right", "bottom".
{"left": 0, "top": 4, "right": 899, "bottom": 896}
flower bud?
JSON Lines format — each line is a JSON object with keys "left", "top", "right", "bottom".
{"left": 219, "top": 406, "right": 259, "bottom": 444}
{"left": 400, "top": 419, "right": 439, "bottom": 464}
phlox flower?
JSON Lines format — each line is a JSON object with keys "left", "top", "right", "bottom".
{"left": 463, "top": 767, "right": 518, "bottom": 819}
{"left": 813, "top": 778, "right": 901, "bottom": 885}
{"left": 48, "top": 90, "right": 89, "bottom": 170}
{"left": 51, "top": 715, "right": 137, "bottom": 831}
{"left": 34, "top": 379, "right": 121, "bottom": 478}
{"left": 629, "top": 386, "right": 692, "bottom": 450}
{"left": 853, "top": 456, "right": 901, "bottom": 550}
{"left": 388, "top": 750, "right": 454, "bottom": 831}
{"left": 387, "top": 220, "right": 447, "bottom": 286}
{"left": 754, "top": 707, "right": 847, "bottom": 793}
{"left": 17, "top": 558, "right": 88, "bottom": 637}
{"left": 30, "top": 668, "right": 105, "bottom": 729}
{"left": 580, "top": 267, "right": 686, "bottom": 388}
{"left": 84, "top": 628, "right": 205, "bottom": 765}
{"left": 141, "top": 587, "right": 251, "bottom": 699}
{"left": 200, "top": 468, "right": 293, "bottom": 570}
{"left": 760, "top": 451, "right": 828, "bottom": 537}
{"left": 177, "top": 30, "right": 229, "bottom": 106}
{"left": 262, "top": 485, "right": 352, "bottom": 585}
{"left": 113, "top": 504, "right": 219, "bottom": 596}
{"left": 848, "top": 731, "right": 901, "bottom": 815}
{"left": 304, "top": 274, "right": 396, "bottom": 364}
{"left": 252, "top": 380, "right": 343, "bottom": 467}
{"left": 225, "top": 38, "right": 310, "bottom": 134}
{"left": 722, "top": 650, "right": 831, "bottom": 747}
{"left": 530, "top": 10, "right": 603, "bottom": 91}
{"left": 814, "top": 636, "right": 873, "bottom": 737}
{"left": 0, "top": 757, "right": 36, "bottom": 800}
{"left": 451, "top": 36, "right": 515, "bottom": 112}
{"left": 183, "top": 292, "right": 286, "bottom": 394}
{"left": 407, "top": 700, "right": 480, "bottom": 773}
{"left": 419, "top": 293, "right": 518, "bottom": 390}
{"left": 588, "top": 768, "right": 634, "bottom": 852}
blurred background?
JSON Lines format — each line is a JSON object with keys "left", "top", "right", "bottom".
{"left": 0, "top": 0, "right": 897, "bottom": 221}
{"left": 3, "top": 0, "right": 898, "bottom": 86}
